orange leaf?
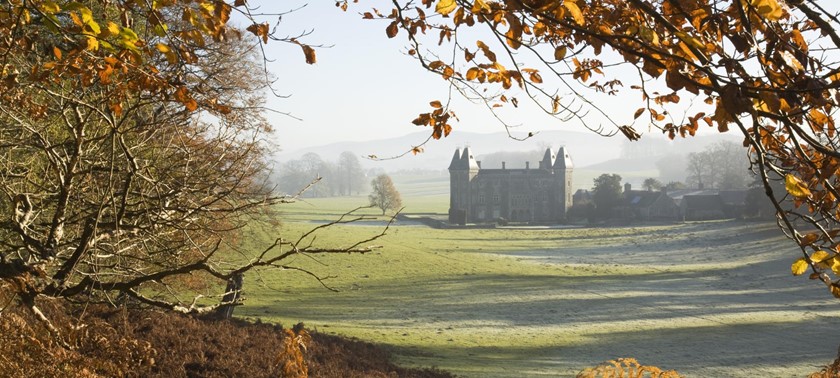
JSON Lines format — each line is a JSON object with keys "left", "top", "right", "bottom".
{"left": 247, "top": 22, "right": 269, "bottom": 44}
{"left": 633, "top": 108, "right": 645, "bottom": 119}
{"left": 301, "top": 45, "right": 316, "bottom": 64}
{"left": 442, "top": 66, "right": 454, "bottom": 80}
{"left": 466, "top": 67, "right": 480, "bottom": 81}
{"left": 386, "top": 21, "right": 398, "bottom": 38}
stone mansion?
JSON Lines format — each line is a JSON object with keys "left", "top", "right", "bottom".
{"left": 448, "top": 147, "right": 573, "bottom": 225}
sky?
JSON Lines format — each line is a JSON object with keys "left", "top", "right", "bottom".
{"left": 249, "top": 1, "right": 840, "bottom": 158}
{"left": 252, "top": 1, "right": 633, "bottom": 154}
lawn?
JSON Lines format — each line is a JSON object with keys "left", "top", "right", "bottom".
{"left": 236, "top": 195, "right": 840, "bottom": 377}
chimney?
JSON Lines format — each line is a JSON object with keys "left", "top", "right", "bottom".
{"left": 624, "top": 183, "right": 631, "bottom": 193}
{"left": 502, "top": 162, "right": 506, "bottom": 170}
{"left": 525, "top": 161, "right": 530, "bottom": 169}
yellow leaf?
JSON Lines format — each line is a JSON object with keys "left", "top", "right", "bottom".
{"left": 750, "top": 0, "right": 783, "bottom": 21}
{"left": 811, "top": 250, "right": 831, "bottom": 264}
{"left": 471, "top": 0, "right": 490, "bottom": 12}
{"left": 792, "top": 258, "right": 808, "bottom": 276}
{"left": 832, "top": 284, "right": 840, "bottom": 299}
{"left": 52, "top": 46, "right": 62, "bottom": 60}
{"left": 156, "top": 43, "right": 171, "bottom": 53}
{"left": 40, "top": 1, "right": 61, "bottom": 14}
{"left": 785, "top": 174, "right": 812, "bottom": 199}
{"left": 86, "top": 36, "right": 99, "bottom": 51}
{"left": 436, "top": 0, "right": 457, "bottom": 16}
{"left": 563, "top": 1, "right": 585, "bottom": 26}
{"left": 107, "top": 22, "right": 120, "bottom": 36}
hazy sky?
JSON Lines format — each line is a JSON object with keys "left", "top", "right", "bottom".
{"left": 252, "top": 1, "right": 840, "bottom": 156}
{"left": 255, "top": 1, "right": 631, "bottom": 153}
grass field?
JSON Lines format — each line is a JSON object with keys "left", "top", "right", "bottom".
{"left": 236, "top": 184, "right": 840, "bottom": 377}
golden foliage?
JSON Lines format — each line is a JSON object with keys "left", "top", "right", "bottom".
{"left": 577, "top": 358, "right": 682, "bottom": 378}
{"left": 276, "top": 323, "right": 312, "bottom": 378}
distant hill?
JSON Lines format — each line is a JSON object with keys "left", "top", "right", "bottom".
{"left": 271, "top": 129, "right": 747, "bottom": 180}
{"left": 580, "top": 156, "right": 658, "bottom": 172}
{"left": 272, "top": 129, "right": 624, "bottom": 172}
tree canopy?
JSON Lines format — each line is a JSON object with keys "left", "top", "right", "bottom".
{"left": 347, "top": 0, "right": 840, "bottom": 297}
{"left": 369, "top": 174, "right": 403, "bottom": 215}
{"left": 0, "top": 0, "right": 384, "bottom": 327}
{"left": 592, "top": 173, "right": 623, "bottom": 219}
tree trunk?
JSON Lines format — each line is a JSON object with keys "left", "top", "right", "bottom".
{"left": 215, "top": 273, "right": 244, "bottom": 320}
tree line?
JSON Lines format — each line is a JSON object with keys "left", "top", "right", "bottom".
{"left": 273, "top": 152, "right": 371, "bottom": 197}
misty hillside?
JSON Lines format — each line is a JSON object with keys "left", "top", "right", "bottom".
{"left": 272, "top": 130, "right": 624, "bottom": 172}
{"left": 272, "top": 130, "right": 745, "bottom": 174}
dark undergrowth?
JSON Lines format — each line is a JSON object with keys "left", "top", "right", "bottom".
{"left": 0, "top": 295, "right": 453, "bottom": 378}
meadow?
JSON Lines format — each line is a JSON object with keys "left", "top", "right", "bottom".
{"left": 238, "top": 177, "right": 840, "bottom": 377}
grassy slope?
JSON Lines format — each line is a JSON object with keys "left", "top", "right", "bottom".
{"left": 236, "top": 180, "right": 840, "bottom": 377}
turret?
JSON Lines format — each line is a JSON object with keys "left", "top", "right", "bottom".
{"left": 554, "top": 146, "right": 573, "bottom": 170}
{"left": 448, "top": 148, "right": 462, "bottom": 170}
{"left": 461, "top": 147, "right": 480, "bottom": 171}
{"left": 553, "top": 146, "right": 574, "bottom": 220}
{"left": 539, "top": 148, "right": 555, "bottom": 170}
{"left": 449, "top": 147, "right": 478, "bottom": 225}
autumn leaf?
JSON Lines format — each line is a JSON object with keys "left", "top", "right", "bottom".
{"left": 436, "top": 0, "right": 457, "bottom": 16}
{"left": 811, "top": 250, "right": 831, "bottom": 264}
{"left": 750, "top": 0, "right": 783, "bottom": 21}
{"left": 792, "top": 258, "right": 809, "bottom": 276}
{"left": 430, "top": 100, "right": 443, "bottom": 108}
{"left": 301, "top": 45, "right": 316, "bottom": 64}
{"left": 466, "top": 67, "right": 480, "bottom": 81}
{"left": 785, "top": 174, "right": 812, "bottom": 199}
{"left": 442, "top": 65, "right": 454, "bottom": 80}
{"left": 109, "top": 103, "right": 123, "bottom": 117}
{"left": 831, "top": 285, "right": 840, "bottom": 299}
{"left": 40, "top": 1, "right": 60, "bottom": 14}
{"left": 554, "top": 46, "right": 567, "bottom": 61}
{"left": 247, "top": 22, "right": 269, "bottom": 44}
{"left": 471, "top": 0, "right": 490, "bottom": 12}
{"left": 633, "top": 108, "right": 644, "bottom": 119}
{"left": 386, "top": 21, "right": 398, "bottom": 38}
{"left": 563, "top": 1, "right": 585, "bottom": 26}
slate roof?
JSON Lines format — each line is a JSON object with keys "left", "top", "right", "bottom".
{"left": 681, "top": 194, "right": 725, "bottom": 210}
{"left": 624, "top": 190, "right": 665, "bottom": 208}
